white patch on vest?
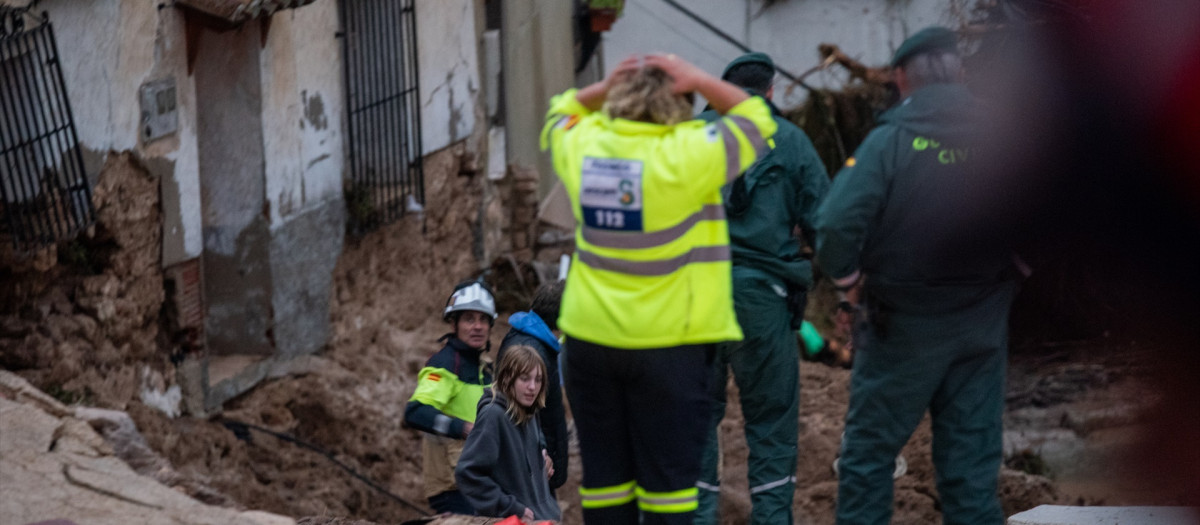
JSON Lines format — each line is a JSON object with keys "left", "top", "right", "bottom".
{"left": 771, "top": 283, "right": 788, "bottom": 298}
{"left": 705, "top": 124, "right": 719, "bottom": 142}
{"left": 580, "top": 157, "right": 644, "bottom": 231}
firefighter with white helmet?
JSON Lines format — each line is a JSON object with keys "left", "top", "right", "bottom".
{"left": 404, "top": 279, "right": 498, "bottom": 514}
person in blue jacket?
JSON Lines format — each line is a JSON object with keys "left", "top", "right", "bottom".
{"left": 497, "top": 280, "right": 567, "bottom": 493}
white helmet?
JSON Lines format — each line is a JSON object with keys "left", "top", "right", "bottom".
{"left": 443, "top": 280, "right": 498, "bottom": 322}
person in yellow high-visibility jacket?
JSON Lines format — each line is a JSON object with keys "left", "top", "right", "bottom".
{"left": 540, "top": 54, "right": 777, "bottom": 525}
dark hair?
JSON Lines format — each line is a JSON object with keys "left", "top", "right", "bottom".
{"left": 448, "top": 310, "right": 495, "bottom": 327}
{"left": 723, "top": 62, "right": 774, "bottom": 95}
{"left": 530, "top": 280, "right": 565, "bottom": 331}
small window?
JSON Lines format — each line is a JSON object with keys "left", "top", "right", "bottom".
{"left": 0, "top": 8, "right": 94, "bottom": 252}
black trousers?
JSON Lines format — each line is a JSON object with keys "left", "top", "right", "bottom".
{"left": 428, "top": 489, "right": 474, "bottom": 515}
{"left": 564, "top": 336, "right": 714, "bottom": 525}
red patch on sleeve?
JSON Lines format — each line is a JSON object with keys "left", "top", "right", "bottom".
{"left": 428, "top": 373, "right": 441, "bottom": 382}
{"left": 564, "top": 115, "right": 581, "bottom": 130}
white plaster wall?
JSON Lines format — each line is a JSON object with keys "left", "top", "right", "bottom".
{"left": 153, "top": 8, "right": 204, "bottom": 266}
{"left": 45, "top": 0, "right": 144, "bottom": 152}
{"left": 501, "top": 0, "right": 574, "bottom": 196}
{"left": 37, "top": 0, "right": 204, "bottom": 263}
{"left": 416, "top": 0, "right": 479, "bottom": 155}
{"left": 604, "top": 0, "right": 956, "bottom": 108}
{"left": 260, "top": 0, "right": 344, "bottom": 228}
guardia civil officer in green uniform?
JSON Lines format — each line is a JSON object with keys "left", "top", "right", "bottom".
{"left": 694, "top": 52, "right": 829, "bottom": 525}
{"left": 814, "top": 27, "right": 1021, "bottom": 525}
{"left": 542, "top": 54, "right": 776, "bottom": 525}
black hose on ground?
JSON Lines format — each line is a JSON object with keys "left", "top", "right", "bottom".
{"left": 219, "top": 418, "right": 433, "bottom": 518}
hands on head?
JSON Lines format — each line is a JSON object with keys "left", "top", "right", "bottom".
{"left": 577, "top": 52, "right": 749, "bottom": 115}
{"left": 605, "top": 53, "right": 705, "bottom": 94}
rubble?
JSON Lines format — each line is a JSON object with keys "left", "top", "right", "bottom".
{"left": 0, "top": 371, "right": 290, "bottom": 525}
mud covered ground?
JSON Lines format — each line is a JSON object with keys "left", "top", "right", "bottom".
{"left": 125, "top": 211, "right": 1176, "bottom": 525}
{"left": 2, "top": 150, "right": 1179, "bottom": 525}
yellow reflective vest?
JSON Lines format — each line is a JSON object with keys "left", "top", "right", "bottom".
{"left": 541, "top": 89, "right": 777, "bottom": 348}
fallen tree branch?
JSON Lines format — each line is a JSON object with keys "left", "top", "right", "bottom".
{"left": 816, "top": 43, "right": 893, "bottom": 85}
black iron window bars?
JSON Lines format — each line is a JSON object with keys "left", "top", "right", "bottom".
{"left": 339, "top": 0, "right": 424, "bottom": 233}
{"left": 0, "top": 6, "right": 94, "bottom": 252}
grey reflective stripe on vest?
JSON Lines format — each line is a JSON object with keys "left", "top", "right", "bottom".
{"left": 576, "top": 245, "right": 731, "bottom": 276}
{"left": 546, "top": 114, "right": 570, "bottom": 158}
{"left": 715, "top": 120, "right": 740, "bottom": 183}
{"left": 581, "top": 204, "right": 726, "bottom": 249}
{"left": 726, "top": 115, "right": 769, "bottom": 159}
{"left": 695, "top": 480, "right": 720, "bottom": 493}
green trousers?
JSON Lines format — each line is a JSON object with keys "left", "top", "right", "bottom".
{"left": 836, "top": 283, "right": 1016, "bottom": 525}
{"left": 696, "top": 269, "right": 799, "bottom": 525}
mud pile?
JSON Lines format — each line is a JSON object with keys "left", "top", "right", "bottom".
{"left": 0, "top": 152, "right": 174, "bottom": 413}
{"left": 128, "top": 146, "right": 492, "bottom": 523}
{"left": 0, "top": 370, "right": 292, "bottom": 525}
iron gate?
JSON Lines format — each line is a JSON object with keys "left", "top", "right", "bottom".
{"left": 0, "top": 7, "right": 93, "bottom": 252}
{"left": 339, "top": 0, "right": 424, "bottom": 232}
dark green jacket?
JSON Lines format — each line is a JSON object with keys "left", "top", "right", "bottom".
{"left": 700, "top": 100, "right": 829, "bottom": 289}
{"left": 814, "top": 83, "right": 1014, "bottom": 313}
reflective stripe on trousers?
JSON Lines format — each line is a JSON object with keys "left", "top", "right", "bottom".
{"left": 750, "top": 475, "right": 796, "bottom": 494}
{"left": 580, "top": 480, "right": 637, "bottom": 509}
{"left": 636, "top": 486, "right": 699, "bottom": 514}
{"left": 696, "top": 474, "right": 796, "bottom": 495}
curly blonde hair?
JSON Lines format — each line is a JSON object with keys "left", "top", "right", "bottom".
{"left": 493, "top": 345, "right": 547, "bottom": 425}
{"left": 605, "top": 66, "right": 694, "bottom": 125}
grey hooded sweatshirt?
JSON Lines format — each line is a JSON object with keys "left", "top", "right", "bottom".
{"left": 454, "top": 390, "right": 561, "bottom": 520}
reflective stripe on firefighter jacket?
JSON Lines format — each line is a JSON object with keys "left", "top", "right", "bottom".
{"left": 540, "top": 88, "right": 777, "bottom": 349}
{"left": 404, "top": 338, "right": 492, "bottom": 498}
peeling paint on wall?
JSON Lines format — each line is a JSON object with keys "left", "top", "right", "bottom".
{"left": 37, "top": 0, "right": 205, "bottom": 264}
{"left": 417, "top": 0, "right": 479, "bottom": 154}
{"left": 302, "top": 90, "right": 328, "bottom": 131}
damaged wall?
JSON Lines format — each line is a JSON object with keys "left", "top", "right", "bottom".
{"left": 0, "top": 0, "right": 201, "bottom": 414}
{"left": 38, "top": 0, "right": 203, "bottom": 266}
{"left": 260, "top": 2, "right": 347, "bottom": 359}
{"left": 2, "top": 0, "right": 346, "bottom": 412}
{"left": 0, "top": 153, "right": 175, "bottom": 413}
{"left": 193, "top": 2, "right": 346, "bottom": 360}
{"left": 417, "top": 0, "right": 481, "bottom": 155}
{"left": 2, "top": 0, "right": 509, "bottom": 415}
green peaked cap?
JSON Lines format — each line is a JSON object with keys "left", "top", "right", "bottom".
{"left": 722, "top": 52, "right": 775, "bottom": 79}
{"left": 891, "top": 26, "right": 959, "bottom": 67}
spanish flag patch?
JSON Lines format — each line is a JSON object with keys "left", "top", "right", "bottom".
{"left": 428, "top": 373, "right": 441, "bottom": 382}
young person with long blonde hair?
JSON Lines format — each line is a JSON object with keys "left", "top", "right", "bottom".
{"left": 455, "top": 345, "right": 560, "bottom": 521}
